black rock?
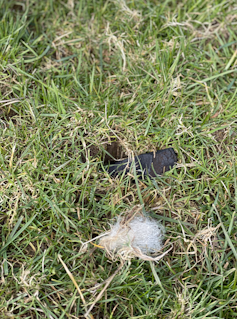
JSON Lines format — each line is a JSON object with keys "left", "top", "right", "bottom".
{"left": 107, "top": 148, "right": 177, "bottom": 177}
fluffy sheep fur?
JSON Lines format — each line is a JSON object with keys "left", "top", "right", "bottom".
{"left": 99, "top": 211, "right": 165, "bottom": 259}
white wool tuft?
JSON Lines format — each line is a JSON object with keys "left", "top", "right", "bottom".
{"left": 99, "top": 214, "right": 165, "bottom": 256}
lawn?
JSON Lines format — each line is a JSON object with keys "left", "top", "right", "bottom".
{"left": 1, "top": 0, "right": 237, "bottom": 318}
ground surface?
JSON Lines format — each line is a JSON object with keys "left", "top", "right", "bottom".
{"left": 1, "top": 0, "right": 237, "bottom": 318}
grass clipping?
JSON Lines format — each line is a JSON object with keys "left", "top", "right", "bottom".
{"left": 99, "top": 206, "right": 169, "bottom": 261}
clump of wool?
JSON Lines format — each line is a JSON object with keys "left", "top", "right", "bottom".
{"left": 99, "top": 210, "right": 165, "bottom": 260}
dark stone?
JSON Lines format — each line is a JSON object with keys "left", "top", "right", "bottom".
{"left": 107, "top": 148, "right": 177, "bottom": 178}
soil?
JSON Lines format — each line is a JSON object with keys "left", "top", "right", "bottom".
{"left": 81, "top": 141, "right": 126, "bottom": 164}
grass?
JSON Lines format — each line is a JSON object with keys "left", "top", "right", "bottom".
{"left": 0, "top": 0, "right": 237, "bottom": 318}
